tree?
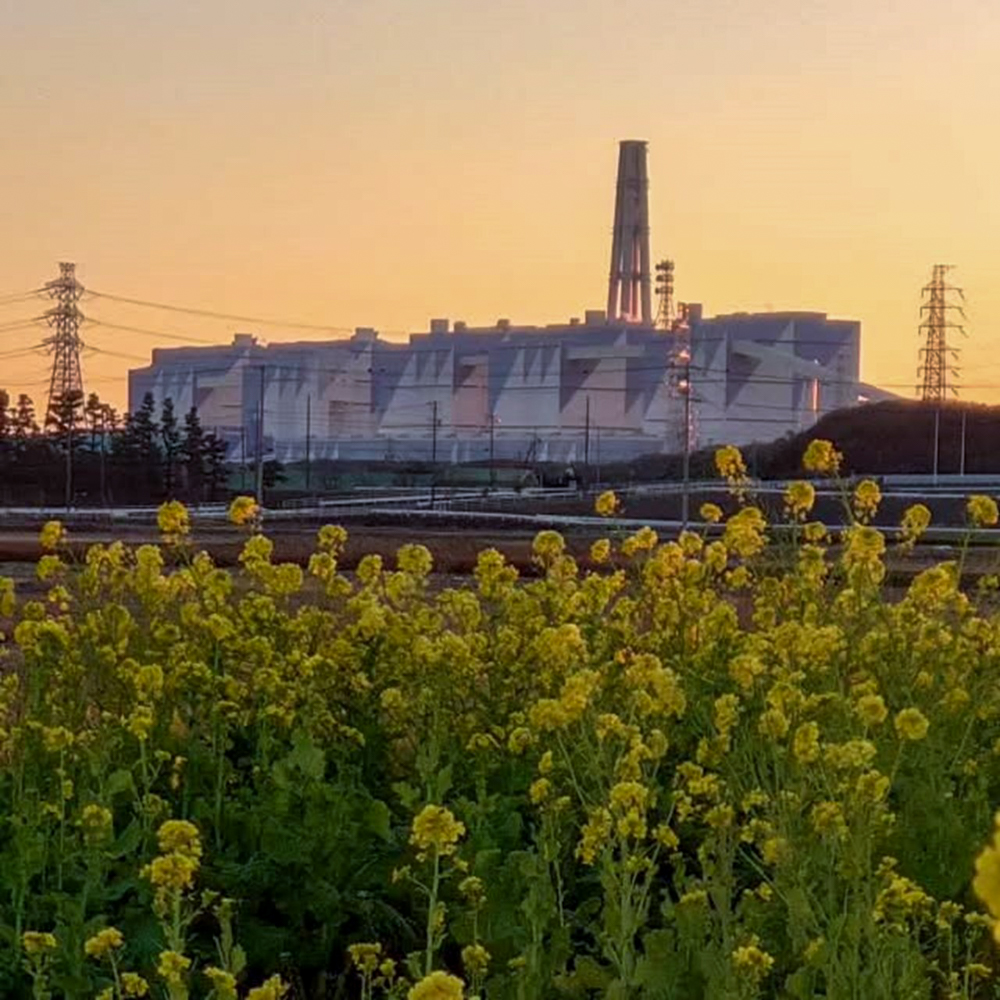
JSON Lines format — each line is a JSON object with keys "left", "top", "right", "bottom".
{"left": 12, "top": 394, "right": 38, "bottom": 447}
{"left": 204, "top": 433, "right": 230, "bottom": 501}
{"left": 160, "top": 398, "right": 181, "bottom": 498}
{"left": 0, "top": 389, "right": 9, "bottom": 445}
{"left": 182, "top": 407, "right": 206, "bottom": 503}
{"left": 84, "top": 392, "right": 104, "bottom": 452}
{"left": 113, "top": 392, "right": 160, "bottom": 502}
{"left": 48, "top": 390, "right": 84, "bottom": 449}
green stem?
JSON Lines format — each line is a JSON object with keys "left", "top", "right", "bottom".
{"left": 425, "top": 849, "right": 440, "bottom": 976}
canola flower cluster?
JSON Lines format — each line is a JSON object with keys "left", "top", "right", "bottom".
{"left": 6, "top": 461, "right": 1000, "bottom": 998}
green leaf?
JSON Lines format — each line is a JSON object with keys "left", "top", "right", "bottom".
{"left": 105, "top": 768, "right": 135, "bottom": 798}
{"left": 108, "top": 819, "right": 142, "bottom": 859}
{"left": 231, "top": 944, "right": 247, "bottom": 976}
{"left": 365, "top": 799, "right": 392, "bottom": 842}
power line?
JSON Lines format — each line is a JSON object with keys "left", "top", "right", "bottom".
{"left": 85, "top": 289, "right": 360, "bottom": 334}
{"left": 0, "top": 290, "right": 44, "bottom": 306}
{"left": 87, "top": 317, "right": 221, "bottom": 346}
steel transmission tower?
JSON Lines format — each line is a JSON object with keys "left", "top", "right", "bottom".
{"left": 43, "top": 262, "right": 86, "bottom": 426}
{"left": 917, "top": 264, "right": 964, "bottom": 401}
{"left": 654, "top": 259, "right": 675, "bottom": 329}
{"left": 607, "top": 140, "right": 652, "bottom": 325}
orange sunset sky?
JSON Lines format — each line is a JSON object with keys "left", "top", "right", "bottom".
{"left": 1, "top": 0, "right": 998, "bottom": 413}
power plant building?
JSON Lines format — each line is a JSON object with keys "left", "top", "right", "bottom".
{"left": 128, "top": 141, "right": 862, "bottom": 463}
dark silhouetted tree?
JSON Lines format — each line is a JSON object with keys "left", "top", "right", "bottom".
{"left": 160, "top": 398, "right": 181, "bottom": 498}
{"left": 182, "top": 407, "right": 206, "bottom": 502}
{"left": 204, "top": 433, "right": 229, "bottom": 501}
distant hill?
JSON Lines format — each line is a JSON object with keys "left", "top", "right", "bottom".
{"left": 611, "top": 401, "right": 1000, "bottom": 482}
{"left": 753, "top": 401, "right": 1000, "bottom": 478}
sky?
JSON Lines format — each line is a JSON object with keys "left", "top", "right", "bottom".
{"left": 1, "top": 0, "right": 998, "bottom": 412}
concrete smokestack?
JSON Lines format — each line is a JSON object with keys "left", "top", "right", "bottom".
{"left": 606, "top": 140, "right": 652, "bottom": 325}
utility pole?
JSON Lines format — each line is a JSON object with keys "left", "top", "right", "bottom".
{"left": 305, "top": 394, "right": 312, "bottom": 493}
{"left": 583, "top": 395, "right": 591, "bottom": 486}
{"left": 489, "top": 411, "right": 496, "bottom": 491}
{"left": 99, "top": 406, "right": 107, "bottom": 507}
{"left": 932, "top": 407, "right": 940, "bottom": 483}
{"left": 680, "top": 345, "right": 692, "bottom": 528}
{"left": 240, "top": 425, "right": 247, "bottom": 491}
{"left": 430, "top": 399, "right": 438, "bottom": 508}
{"left": 255, "top": 366, "right": 265, "bottom": 506}
{"left": 960, "top": 409, "right": 967, "bottom": 476}
{"left": 431, "top": 400, "right": 438, "bottom": 463}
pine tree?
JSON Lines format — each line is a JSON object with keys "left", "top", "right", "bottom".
{"left": 160, "top": 397, "right": 181, "bottom": 498}
{"left": 204, "top": 432, "right": 230, "bottom": 501}
{"left": 114, "top": 392, "right": 161, "bottom": 502}
{"left": 0, "top": 389, "right": 9, "bottom": 444}
{"left": 12, "top": 394, "right": 38, "bottom": 447}
{"left": 84, "top": 392, "right": 104, "bottom": 451}
{"left": 182, "top": 406, "right": 206, "bottom": 503}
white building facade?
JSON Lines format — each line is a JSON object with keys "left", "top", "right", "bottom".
{"left": 128, "top": 307, "right": 861, "bottom": 463}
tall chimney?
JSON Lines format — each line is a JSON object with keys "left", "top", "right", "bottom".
{"left": 606, "top": 140, "right": 652, "bottom": 325}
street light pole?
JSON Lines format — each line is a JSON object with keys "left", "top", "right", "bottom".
{"left": 678, "top": 345, "right": 692, "bottom": 528}
{"left": 255, "top": 365, "right": 265, "bottom": 506}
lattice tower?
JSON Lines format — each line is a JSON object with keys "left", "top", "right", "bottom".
{"left": 43, "top": 262, "right": 85, "bottom": 425}
{"left": 918, "top": 264, "right": 964, "bottom": 401}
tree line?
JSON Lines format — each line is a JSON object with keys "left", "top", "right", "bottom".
{"left": 0, "top": 388, "right": 231, "bottom": 507}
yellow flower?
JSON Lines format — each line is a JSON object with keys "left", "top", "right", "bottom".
{"left": 802, "top": 439, "right": 842, "bottom": 475}
{"left": 783, "top": 481, "right": 816, "bottom": 519}
{"left": 39, "top": 520, "right": 65, "bottom": 552}
{"left": 22, "top": 931, "right": 57, "bottom": 955}
{"left": 121, "top": 972, "right": 150, "bottom": 997}
{"left": 758, "top": 707, "right": 789, "bottom": 741}
{"left": 594, "top": 490, "right": 620, "bottom": 517}
{"left": 589, "top": 538, "right": 612, "bottom": 565}
{"left": 458, "top": 876, "right": 486, "bottom": 905}
{"left": 968, "top": 495, "right": 999, "bottom": 528}
{"left": 894, "top": 707, "right": 930, "bottom": 741}
{"left": 900, "top": 504, "right": 931, "bottom": 546}
{"left": 974, "top": 814, "right": 1000, "bottom": 934}
{"left": 156, "top": 950, "right": 191, "bottom": 986}
{"left": 810, "top": 801, "right": 847, "bottom": 839}
{"left": 156, "top": 819, "right": 202, "bottom": 860}
{"left": 700, "top": 502, "right": 723, "bottom": 524}
{"left": 461, "top": 943, "right": 491, "bottom": 976}
{"left": 85, "top": 927, "right": 124, "bottom": 959}
{"left": 204, "top": 967, "right": 238, "bottom": 1000}
{"left": 723, "top": 507, "right": 767, "bottom": 560}
{"left": 246, "top": 975, "right": 289, "bottom": 1000}
{"left": 715, "top": 445, "right": 747, "bottom": 482}
{"left": 532, "top": 530, "right": 565, "bottom": 562}
{"left": 143, "top": 852, "right": 199, "bottom": 892}
{"left": 529, "top": 778, "right": 551, "bottom": 804}
{"left": 156, "top": 500, "right": 190, "bottom": 540}
{"left": 410, "top": 804, "right": 466, "bottom": 856}
{"left": 81, "top": 804, "right": 113, "bottom": 844}
{"left": 348, "top": 942, "right": 382, "bottom": 974}
{"left": 855, "top": 694, "right": 888, "bottom": 726}
{"left": 732, "top": 940, "right": 775, "bottom": 982}
{"left": 842, "top": 525, "right": 886, "bottom": 573}
{"left": 792, "top": 722, "right": 820, "bottom": 763}
{"left": 576, "top": 806, "right": 613, "bottom": 864}
{"left": 228, "top": 495, "right": 260, "bottom": 527}
{"left": 408, "top": 970, "right": 465, "bottom": 1000}
{"left": 852, "top": 479, "right": 881, "bottom": 522}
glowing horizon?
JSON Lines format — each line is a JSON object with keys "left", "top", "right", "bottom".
{"left": 2, "top": 0, "right": 998, "bottom": 417}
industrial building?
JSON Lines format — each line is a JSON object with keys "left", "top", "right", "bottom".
{"left": 128, "top": 140, "right": 863, "bottom": 464}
